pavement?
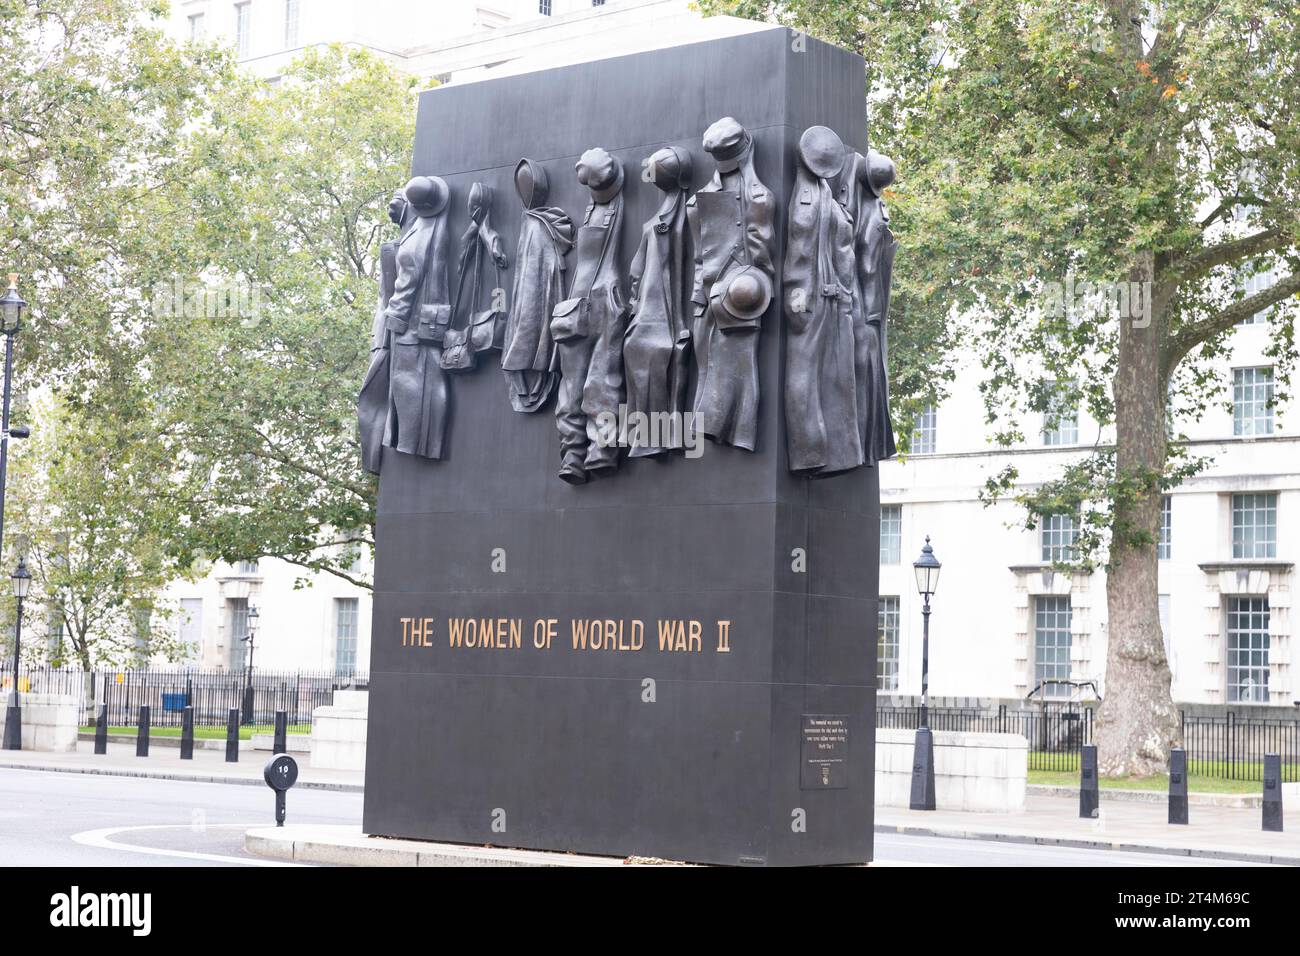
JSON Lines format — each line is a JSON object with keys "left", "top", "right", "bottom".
{"left": 0, "top": 740, "right": 363, "bottom": 792}
{"left": 876, "top": 793, "right": 1299, "bottom": 865}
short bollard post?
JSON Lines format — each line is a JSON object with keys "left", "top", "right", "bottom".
{"left": 1168, "top": 747, "right": 1188, "bottom": 825}
{"left": 273, "top": 710, "right": 287, "bottom": 755}
{"left": 225, "top": 707, "right": 240, "bottom": 763}
{"left": 135, "top": 705, "right": 150, "bottom": 757}
{"left": 1079, "top": 744, "right": 1099, "bottom": 818}
{"left": 264, "top": 754, "right": 299, "bottom": 827}
{"left": 180, "top": 705, "right": 194, "bottom": 761}
{"left": 93, "top": 703, "right": 108, "bottom": 755}
{"left": 1263, "top": 753, "right": 1283, "bottom": 832}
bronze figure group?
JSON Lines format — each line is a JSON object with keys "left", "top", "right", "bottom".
{"left": 357, "top": 117, "right": 898, "bottom": 482}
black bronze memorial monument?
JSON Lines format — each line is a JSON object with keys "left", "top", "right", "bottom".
{"left": 361, "top": 26, "right": 898, "bottom": 866}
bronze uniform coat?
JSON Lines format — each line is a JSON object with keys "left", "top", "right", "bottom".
{"left": 502, "top": 205, "right": 572, "bottom": 412}
{"left": 384, "top": 213, "right": 451, "bottom": 460}
{"left": 687, "top": 163, "right": 775, "bottom": 451}
{"left": 854, "top": 180, "right": 899, "bottom": 464}
{"left": 623, "top": 191, "right": 692, "bottom": 455}
{"left": 783, "top": 167, "right": 864, "bottom": 475}
{"left": 357, "top": 237, "right": 399, "bottom": 474}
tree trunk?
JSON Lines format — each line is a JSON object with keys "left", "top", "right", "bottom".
{"left": 1094, "top": 258, "right": 1180, "bottom": 777}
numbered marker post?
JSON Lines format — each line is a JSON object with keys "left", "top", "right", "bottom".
{"left": 263, "top": 753, "right": 299, "bottom": 827}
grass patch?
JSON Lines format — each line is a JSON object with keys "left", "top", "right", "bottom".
{"left": 1029, "top": 769, "right": 1263, "bottom": 794}
{"left": 1030, "top": 751, "right": 1296, "bottom": 792}
{"left": 80, "top": 724, "right": 309, "bottom": 741}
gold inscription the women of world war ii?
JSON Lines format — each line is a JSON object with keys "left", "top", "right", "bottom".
{"left": 399, "top": 617, "right": 734, "bottom": 653}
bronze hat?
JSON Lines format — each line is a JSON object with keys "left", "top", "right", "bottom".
{"left": 404, "top": 175, "right": 449, "bottom": 218}
{"left": 576, "top": 147, "right": 623, "bottom": 202}
{"left": 797, "top": 126, "right": 846, "bottom": 179}
{"left": 647, "top": 145, "right": 692, "bottom": 191}
{"left": 863, "top": 149, "right": 897, "bottom": 197}
{"left": 703, "top": 116, "right": 752, "bottom": 172}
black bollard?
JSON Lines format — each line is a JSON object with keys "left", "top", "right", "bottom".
{"left": 1168, "top": 747, "right": 1188, "bottom": 825}
{"left": 93, "top": 703, "right": 108, "bottom": 755}
{"left": 135, "top": 705, "right": 150, "bottom": 757}
{"left": 180, "top": 705, "right": 194, "bottom": 760}
{"left": 225, "top": 707, "right": 240, "bottom": 763}
{"left": 1263, "top": 753, "right": 1283, "bottom": 832}
{"left": 1079, "top": 744, "right": 1099, "bottom": 818}
{"left": 909, "top": 727, "right": 936, "bottom": 811}
{"left": 273, "top": 710, "right": 287, "bottom": 755}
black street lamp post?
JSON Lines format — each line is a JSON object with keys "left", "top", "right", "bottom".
{"left": 909, "top": 536, "right": 941, "bottom": 810}
{"left": 0, "top": 275, "right": 31, "bottom": 751}
{"left": 241, "top": 604, "right": 259, "bottom": 725}
{"left": 4, "top": 558, "right": 32, "bottom": 750}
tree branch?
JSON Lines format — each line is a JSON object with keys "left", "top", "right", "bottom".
{"left": 1164, "top": 270, "right": 1300, "bottom": 373}
{"left": 1162, "top": 228, "right": 1286, "bottom": 285}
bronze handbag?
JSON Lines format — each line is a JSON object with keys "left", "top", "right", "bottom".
{"left": 549, "top": 296, "right": 590, "bottom": 342}
{"left": 441, "top": 194, "right": 507, "bottom": 372}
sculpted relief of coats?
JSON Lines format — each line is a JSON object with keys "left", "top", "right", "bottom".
{"left": 358, "top": 120, "right": 897, "bottom": 482}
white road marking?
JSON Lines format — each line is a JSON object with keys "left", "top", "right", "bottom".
{"left": 70, "top": 823, "right": 305, "bottom": 867}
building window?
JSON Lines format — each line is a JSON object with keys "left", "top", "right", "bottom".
{"left": 1237, "top": 265, "right": 1277, "bottom": 326}
{"left": 179, "top": 598, "right": 203, "bottom": 660}
{"left": 335, "top": 598, "right": 359, "bottom": 675}
{"left": 1226, "top": 596, "right": 1269, "bottom": 703}
{"left": 1158, "top": 495, "right": 1171, "bottom": 560}
{"left": 912, "top": 405, "right": 937, "bottom": 454}
{"left": 1232, "top": 367, "right": 1274, "bottom": 436}
{"left": 188, "top": 13, "right": 206, "bottom": 41}
{"left": 877, "top": 597, "right": 900, "bottom": 691}
{"left": 879, "top": 505, "right": 902, "bottom": 565}
{"left": 236, "top": 559, "right": 260, "bottom": 574}
{"left": 1232, "top": 492, "right": 1277, "bottom": 559}
{"left": 1034, "top": 596, "right": 1072, "bottom": 697}
{"left": 539, "top": 0, "right": 552, "bottom": 15}
{"left": 234, "top": 2, "right": 251, "bottom": 58}
{"left": 228, "top": 597, "right": 249, "bottom": 671}
{"left": 1041, "top": 382, "right": 1079, "bottom": 446}
{"left": 1040, "top": 512, "right": 1079, "bottom": 563}
{"left": 284, "top": 0, "right": 299, "bottom": 48}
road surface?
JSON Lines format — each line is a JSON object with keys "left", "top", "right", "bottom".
{"left": 0, "top": 768, "right": 1265, "bottom": 867}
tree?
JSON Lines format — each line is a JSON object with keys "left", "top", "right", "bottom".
{"left": 700, "top": 0, "right": 1299, "bottom": 774}
{"left": 136, "top": 46, "right": 420, "bottom": 589}
{"left": 5, "top": 397, "right": 190, "bottom": 669}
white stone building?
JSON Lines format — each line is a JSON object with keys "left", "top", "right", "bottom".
{"left": 878, "top": 310, "right": 1296, "bottom": 708}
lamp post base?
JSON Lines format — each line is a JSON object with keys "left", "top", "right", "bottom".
{"left": 3, "top": 703, "right": 21, "bottom": 750}
{"left": 909, "top": 726, "right": 936, "bottom": 810}
{"left": 241, "top": 686, "right": 254, "bottom": 726}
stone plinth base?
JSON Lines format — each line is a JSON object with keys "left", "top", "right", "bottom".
{"left": 876, "top": 729, "right": 1027, "bottom": 812}
{"left": 311, "top": 690, "right": 368, "bottom": 771}
{"left": 0, "top": 692, "right": 79, "bottom": 752}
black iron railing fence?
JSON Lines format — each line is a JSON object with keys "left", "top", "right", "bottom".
{"left": 0, "top": 664, "right": 367, "bottom": 728}
{"left": 878, "top": 702, "right": 1092, "bottom": 773}
{"left": 878, "top": 702, "right": 1300, "bottom": 782}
